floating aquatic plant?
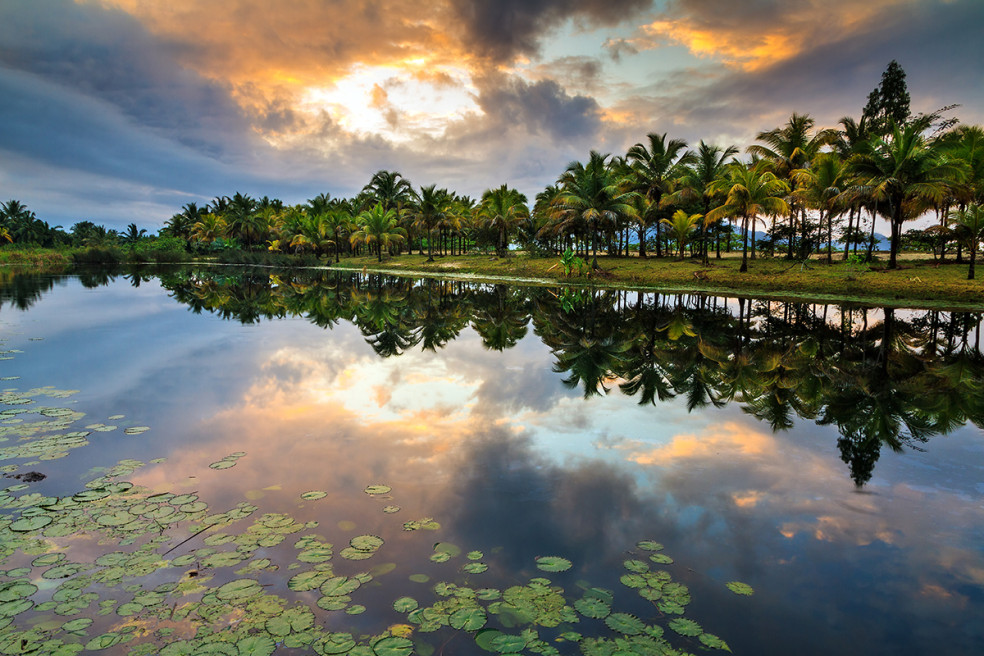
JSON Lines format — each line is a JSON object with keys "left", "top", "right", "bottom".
{"left": 0, "top": 389, "right": 748, "bottom": 656}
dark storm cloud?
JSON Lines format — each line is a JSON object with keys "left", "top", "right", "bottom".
{"left": 0, "top": 0, "right": 250, "bottom": 154}
{"left": 448, "top": 0, "right": 654, "bottom": 61}
{"left": 474, "top": 74, "right": 603, "bottom": 140}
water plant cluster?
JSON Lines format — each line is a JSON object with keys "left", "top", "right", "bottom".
{"left": 0, "top": 381, "right": 751, "bottom": 655}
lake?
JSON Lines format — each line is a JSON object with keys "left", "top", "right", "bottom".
{"left": 1, "top": 266, "right": 982, "bottom": 656}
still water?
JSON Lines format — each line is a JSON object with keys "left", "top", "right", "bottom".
{"left": 0, "top": 266, "right": 982, "bottom": 655}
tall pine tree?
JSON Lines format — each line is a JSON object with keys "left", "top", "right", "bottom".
{"left": 862, "top": 60, "right": 911, "bottom": 135}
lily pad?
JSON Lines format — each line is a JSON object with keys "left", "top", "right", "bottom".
{"left": 214, "top": 578, "right": 263, "bottom": 602}
{"left": 669, "top": 617, "right": 704, "bottom": 637}
{"left": 450, "top": 606, "right": 488, "bottom": 631}
{"left": 725, "top": 581, "right": 754, "bottom": 596}
{"left": 535, "top": 556, "right": 572, "bottom": 573}
{"left": 364, "top": 484, "right": 391, "bottom": 495}
{"left": 372, "top": 636, "right": 413, "bottom": 656}
{"left": 10, "top": 515, "right": 52, "bottom": 531}
{"left": 236, "top": 635, "right": 276, "bottom": 656}
{"left": 350, "top": 534, "right": 384, "bottom": 551}
{"left": 301, "top": 491, "right": 327, "bottom": 500}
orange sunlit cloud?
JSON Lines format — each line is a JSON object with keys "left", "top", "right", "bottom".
{"left": 77, "top": 0, "right": 481, "bottom": 144}
{"left": 640, "top": 0, "right": 915, "bottom": 71}
{"left": 625, "top": 421, "right": 773, "bottom": 464}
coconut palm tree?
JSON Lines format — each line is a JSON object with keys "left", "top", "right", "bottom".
{"left": 119, "top": 223, "right": 147, "bottom": 246}
{"left": 478, "top": 185, "right": 529, "bottom": 257}
{"left": 351, "top": 204, "right": 406, "bottom": 262}
{"left": 625, "top": 133, "right": 695, "bottom": 257}
{"left": 556, "top": 151, "right": 638, "bottom": 269}
{"left": 663, "top": 140, "right": 740, "bottom": 264}
{"left": 792, "top": 152, "right": 849, "bottom": 262}
{"left": 849, "top": 122, "right": 967, "bottom": 268}
{"left": 951, "top": 203, "right": 984, "bottom": 280}
{"left": 707, "top": 162, "right": 790, "bottom": 273}
{"left": 749, "top": 113, "right": 838, "bottom": 258}
{"left": 660, "top": 210, "right": 702, "bottom": 259}
{"left": 191, "top": 213, "right": 227, "bottom": 245}
{"left": 412, "top": 185, "right": 451, "bottom": 262}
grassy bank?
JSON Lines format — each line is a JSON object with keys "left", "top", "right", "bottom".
{"left": 3, "top": 246, "right": 982, "bottom": 309}
{"left": 331, "top": 251, "right": 984, "bottom": 310}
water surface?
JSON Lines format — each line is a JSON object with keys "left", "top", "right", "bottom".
{"left": 1, "top": 267, "right": 982, "bottom": 655}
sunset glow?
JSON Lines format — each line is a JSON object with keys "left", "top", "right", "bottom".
{"left": 2, "top": 0, "right": 981, "bottom": 226}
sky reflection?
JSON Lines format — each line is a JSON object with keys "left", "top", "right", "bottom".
{"left": 2, "top": 272, "right": 983, "bottom": 655}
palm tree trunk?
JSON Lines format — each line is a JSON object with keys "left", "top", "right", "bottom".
{"left": 843, "top": 207, "right": 854, "bottom": 261}
{"left": 826, "top": 210, "right": 833, "bottom": 263}
{"left": 969, "top": 237, "right": 977, "bottom": 280}
{"left": 740, "top": 214, "right": 750, "bottom": 273}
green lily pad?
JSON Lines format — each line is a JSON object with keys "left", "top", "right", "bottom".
{"left": 350, "top": 535, "right": 384, "bottom": 551}
{"left": 214, "top": 578, "right": 263, "bottom": 602}
{"left": 489, "top": 633, "right": 526, "bottom": 654}
{"left": 463, "top": 562, "right": 488, "bottom": 574}
{"left": 10, "top": 515, "right": 52, "bottom": 531}
{"left": 725, "top": 581, "right": 754, "bottom": 596}
{"left": 382, "top": 505, "right": 400, "bottom": 513}
{"left": 364, "top": 484, "right": 391, "bottom": 495}
{"left": 699, "top": 632, "right": 731, "bottom": 651}
{"left": 235, "top": 635, "right": 275, "bottom": 656}
{"left": 84, "top": 633, "right": 122, "bottom": 650}
{"left": 605, "top": 612, "right": 645, "bottom": 635}
{"left": 0, "top": 581, "right": 37, "bottom": 602}
{"left": 669, "top": 617, "right": 704, "bottom": 637}
{"left": 636, "top": 540, "right": 664, "bottom": 552}
{"left": 320, "top": 576, "right": 361, "bottom": 597}
{"left": 450, "top": 606, "right": 488, "bottom": 631}
{"left": 574, "top": 597, "right": 610, "bottom": 619}
{"left": 301, "top": 491, "right": 327, "bottom": 500}
{"left": 389, "top": 596, "right": 417, "bottom": 614}
{"left": 372, "top": 636, "right": 413, "bottom": 656}
{"left": 535, "top": 556, "right": 571, "bottom": 573}
{"left": 316, "top": 633, "right": 356, "bottom": 655}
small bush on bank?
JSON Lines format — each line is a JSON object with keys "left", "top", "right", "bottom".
{"left": 72, "top": 246, "right": 124, "bottom": 265}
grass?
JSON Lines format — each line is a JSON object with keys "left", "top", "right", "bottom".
{"left": 3, "top": 246, "right": 981, "bottom": 309}
{"left": 331, "top": 250, "right": 984, "bottom": 310}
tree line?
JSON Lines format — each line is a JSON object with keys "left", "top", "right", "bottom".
{"left": 3, "top": 62, "right": 983, "bottom": 278}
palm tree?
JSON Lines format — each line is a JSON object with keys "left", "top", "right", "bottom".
{"left": 748, "top": 113, "right": 838, "bottom": 258}
{"left": 163, "top": 202, "right": 203, "bottom": 240}
{"left": 307, "top": 192, "right": 333, "bottom": 217}
{"left": 849, "top": 122, "right": 967, "bottom": 268}
{"left": 660, "top": 210, "right": 702, "bottom": 259}
{"left": 225, "top": 192, "right": 264, "bottom": 248}
{"left": 478, "top": 185, "right": 529, "bottom": 257}
{"left": 412, "top": 185, "right": 450, "bottom": 262}
{"left": 791, "top": 152, "right": 849, "bottom": 262}
{"left": 191, "top": 213, "right": 227, "bottom": 245}
{"left": 626, "top": 133, "right": 695, "bottom": 257}
{"left": 323, "top": 205, "right": 354, "bottom": 262}
{"left": 351, "top": 204, "right": 407, "bottom": 262}
{"left": 556, "top": 151, "right": 638, "bottom": 269}
{"left": 119, "top": 223, "right": 147, "bottom": 246}
{"left": 663, "top": 140, "right": 739, "bottom": 264}
{"left": 951, "top": 204, "right": 984, "bottom": 279}
{"left": 707, "top": 162, "right": 790, "bottom": 272}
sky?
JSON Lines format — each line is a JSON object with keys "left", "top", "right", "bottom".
{"left": 1, "top": 0, "right": 982, "bottom": 230}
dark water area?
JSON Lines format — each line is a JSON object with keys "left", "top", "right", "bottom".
{"left": 0, "top": 265, "right": 982, "bottom": 655}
